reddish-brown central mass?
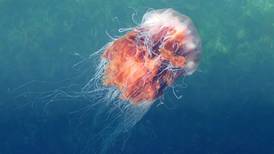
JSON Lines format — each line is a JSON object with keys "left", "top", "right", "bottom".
{"left": 102, "top": 27, "right": 187, "bottom": 104}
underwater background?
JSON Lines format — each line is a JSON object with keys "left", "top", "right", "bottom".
{"left": 1, "top": 0, "right": 274, "bottom": 153}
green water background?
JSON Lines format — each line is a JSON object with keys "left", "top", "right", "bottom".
{"left": 0, "top": 0, "right": 274, "bottom": 153}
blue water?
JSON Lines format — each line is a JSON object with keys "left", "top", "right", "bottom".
{"left": 1, "top": 0, "right": 274, "bottom": 153}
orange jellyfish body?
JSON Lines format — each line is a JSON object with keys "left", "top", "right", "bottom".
{"left": 102, "top": 9, "right": 201, "bottom": 105}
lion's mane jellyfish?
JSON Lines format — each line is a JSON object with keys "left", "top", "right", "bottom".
{"left": 83, "top": 8, "right": 201, "bottom": 153}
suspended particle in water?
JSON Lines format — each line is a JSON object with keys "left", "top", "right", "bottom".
{"left": 82, "top": 8, "right": 201, "bottom": 153}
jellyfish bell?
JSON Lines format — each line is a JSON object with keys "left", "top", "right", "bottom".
{"left": 101, "top": 8, "right": 201, "bottom": 105}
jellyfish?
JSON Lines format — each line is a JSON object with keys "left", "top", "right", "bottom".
{"left": 81, "top": 8, "right": 201, "bottom": 154}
